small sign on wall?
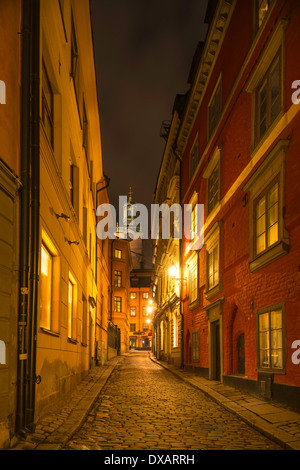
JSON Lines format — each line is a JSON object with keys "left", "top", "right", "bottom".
{"left": 0, "top": 80, "right": 6, "bottom": 104}
{"left": 0, "top": 340, "right": 6, "bottom": 364}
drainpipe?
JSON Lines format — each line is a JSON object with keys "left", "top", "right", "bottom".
{"left": 16, "top": 0, "right": 32, "bottom": 434}
{"left": 26, "top": 0, "right": 40, "bottom": 430}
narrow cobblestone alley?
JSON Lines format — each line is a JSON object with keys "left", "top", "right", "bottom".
{"left": 62, "top": 352, "right": 282, "bottom": 451}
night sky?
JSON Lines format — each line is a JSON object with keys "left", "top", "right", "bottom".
{"left": 91, "top": 0, "right": 209, "bottom": 214}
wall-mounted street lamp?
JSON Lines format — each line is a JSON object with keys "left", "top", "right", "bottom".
{"left": 168, "top": 265, "right": 187, "bottom": 283}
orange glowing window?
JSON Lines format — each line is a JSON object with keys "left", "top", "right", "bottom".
{"left": 40, "top": 244, "right": 53, "bottom": 330}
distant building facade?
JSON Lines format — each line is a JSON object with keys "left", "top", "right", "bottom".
{"left": 129, "top": 269, "right": 153, "bottom": 350}
{"left": 110, "top": 237, "right": 132, "bottom": 355}
{"left": 152, "top": 95, "right": 184, "bottom": 368}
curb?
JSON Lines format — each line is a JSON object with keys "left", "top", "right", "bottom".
{"left": 149, "top": 355, "right": 300, "bottom": 451}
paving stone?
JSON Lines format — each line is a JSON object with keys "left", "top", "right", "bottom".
{"left": 61, "top": 352, "right": 283, "bottom": 451}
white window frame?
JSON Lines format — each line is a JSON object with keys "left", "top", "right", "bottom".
{"left": 205, "top": 221, "right": 222, "bottom": 300}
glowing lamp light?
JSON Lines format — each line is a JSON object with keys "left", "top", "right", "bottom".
{"left": 146, "top": 318, "right": 151, "bottom": 324}
{"left": 169, "top": 265, "right": 177, "bottom": 278}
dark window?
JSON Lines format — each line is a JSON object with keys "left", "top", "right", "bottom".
{"left": 130, "top": 307, "right": 136, "bottom": 317}
{"left": 83, "top": 98, "right": 88, "bottom": 152}
{"left": 114, "top": 296, "right": 122, "bottom": 313}
{"left": 70, "top": 162, "right": 75, "bottom": 206}
{"left": 209, "top": 81, "right": 222, "bottom": 138}
{"left": 208, "top": 164, "right": 219, "bottom": 214}
{"left": 256, "top": 53, "right": 281, "bottom": 143}
{"left": 190, "top": 137, "right": 199, "bottom": 178}
{"left": 42, "top": 62, "right": 54, "bottom": 148}
{"left": 192, "top": 330, "right": 200, "bottom": 362}
{"left": 71, "top": 11, "right": 78, "bottom": 76}
{"left": 257, "top": 0, "right": 270, "bottom": 29}
{"left": 130, "top": 323, "right": 136, "bottom": 332}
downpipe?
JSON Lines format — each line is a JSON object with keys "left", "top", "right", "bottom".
{"left": 26, "top": 0, "right": 40, "bottom": 431}
{"left": 16, "top": 0, "right": 31, "bottom": 433}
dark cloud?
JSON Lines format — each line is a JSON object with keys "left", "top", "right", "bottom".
{"left": 91, "top": 0, "right": 208, "bottom": 211}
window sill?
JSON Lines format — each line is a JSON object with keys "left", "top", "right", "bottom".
{"left": 81, "top": 342, "right": 88, "bottom": 347}
{"left": 205, "top": 282, "right": 222, "bottom": 300}
{"left": 188, "top": 298, "right": 200, "bottom": 311}
{"left": 68, "top": 337, "right": 78, "bottom": 345}
{"left": 40, "top": 327, "right": 60, "bottom": 337}
{"left": 257, "top": 368, "right": 286, "bottom": 375}
{"left": 250, "top": 241, "right": 289, "bottom": 273}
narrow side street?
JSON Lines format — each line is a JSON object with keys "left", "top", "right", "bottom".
{"left": 61, "top": 352, "right": 281, "bottom": 451}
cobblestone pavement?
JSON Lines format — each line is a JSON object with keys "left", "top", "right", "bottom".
{"left": 62, "top": 352, "right": 282, "bottom": 450}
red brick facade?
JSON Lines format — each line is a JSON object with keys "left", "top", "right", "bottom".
{"left": 179, "top": 0, "right": 300, "bottom": 408}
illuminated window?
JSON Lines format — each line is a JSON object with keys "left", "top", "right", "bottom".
{"left": 114, "top": 296, "right": 122, "bottom": 313}
{"left": 68, "top": 280, "right": 74, "bottom": 339}
{"left": 114, "top": 270, "right": 122, "bottom": 287}
{"left": 254, "top": 179, "right": 279, "bottom": 256}
{"left": 142, "top": 323, "right": 148, "bottom": 331}
{"left": 115, "top": 249, "right": 122, "bottom": 259}
{"left": 142, "top": 292, "right": 149, "bottom": 299}
{"left": 243, "top": 139, "right": 289, "bottom": 273}
{"left": 42, "top": 61, "right": 54, "bottom": 148}
{"left": 160, "top": 321, "right": 164, "bottom": 350}
{"left": 205, "top": 222, "right": 222, "bottom": 300}
{"left": 207, "top": 245, "right": 219, "bottom": 290}
{"left": 190, "top": 203, "right": 198, "bottom": 240}
{"left": 257, "top": 0, "right": 270, "bottom": 29}
{"left": 130, "top": 307, "right": 136, "bottom": 317}
{"left": 40, "top": 244, "right": 53, "bottom": 330}
{"left": 130, "top": 292, "right": 136, "bottom": 299}
{"left": 173, "top": 312, "right": 178, "bottom": 348}
{"left": 257, "top": 304, "right": 284, "bottom": 372}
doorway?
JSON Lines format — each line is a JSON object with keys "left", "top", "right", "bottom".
{"left": 211, "top": 320, "right": 221, "bottom": 381}
{"left": 237, "top": 333, "right": 245, "bottom": 375}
